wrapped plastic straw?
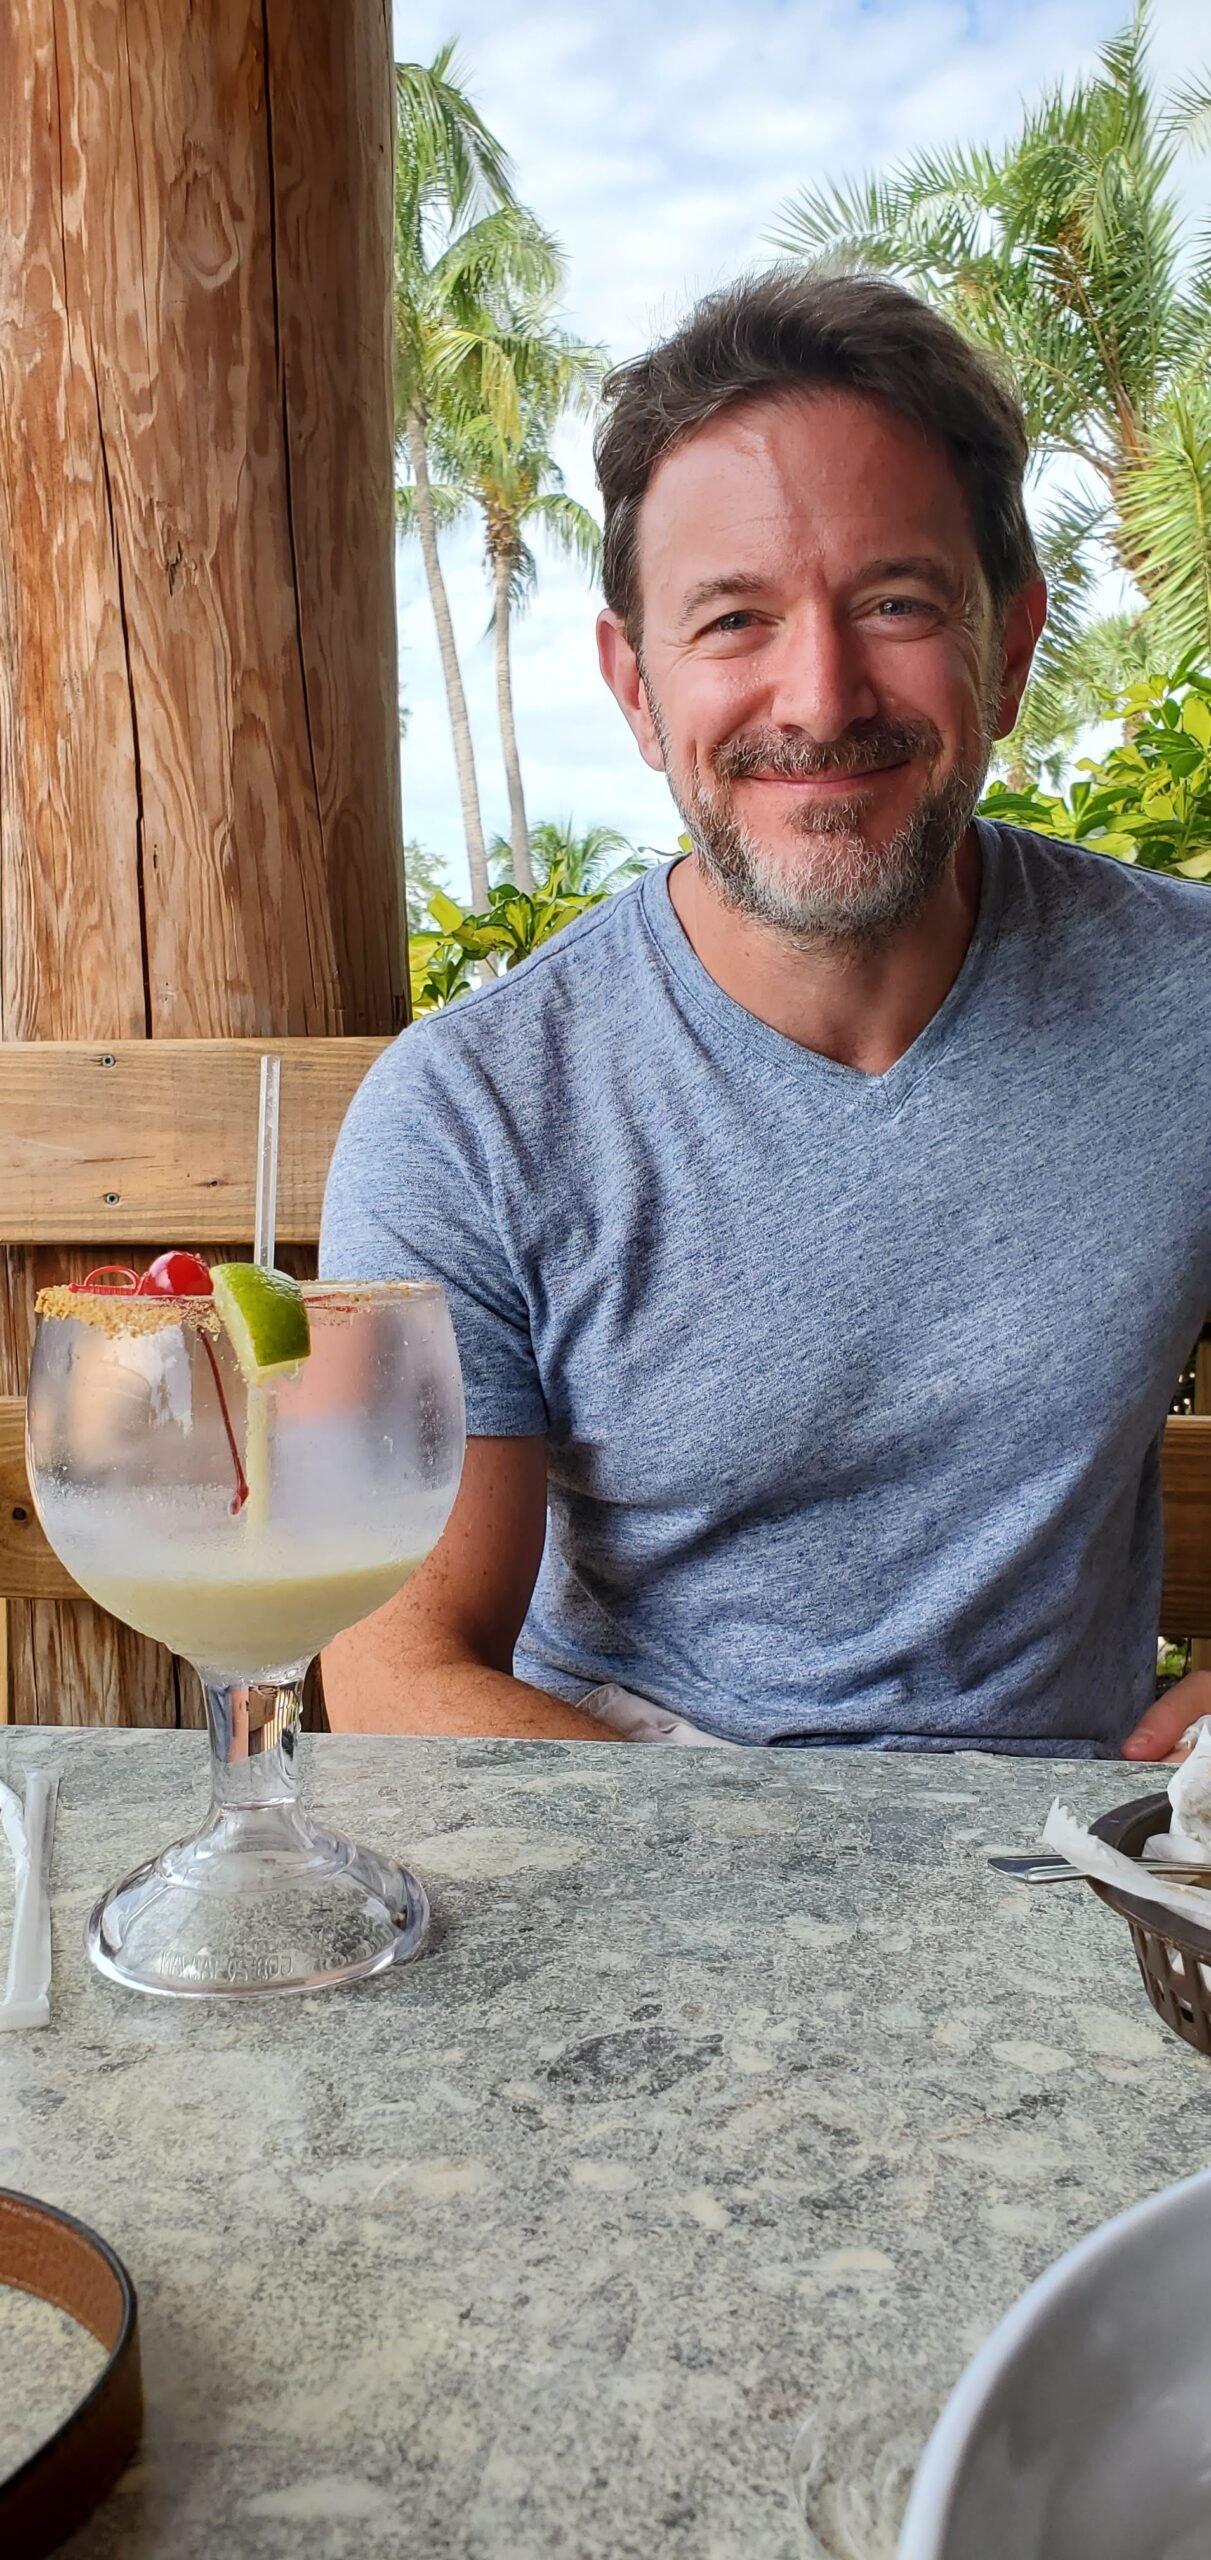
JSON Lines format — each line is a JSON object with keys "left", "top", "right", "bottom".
{"left": 0, "top": 1770, "right": 58, "bottom": 2030}
{"left": 254, "top": 1052, "right": 281, "bottom": 1271}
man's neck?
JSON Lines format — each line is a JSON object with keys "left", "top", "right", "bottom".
{"left": 666, "top": 825, "right": 983, "bottom": 1075}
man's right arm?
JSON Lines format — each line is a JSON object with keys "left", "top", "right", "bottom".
{"left": 322, "top": 1434, "right": 619, "bottom": 1741}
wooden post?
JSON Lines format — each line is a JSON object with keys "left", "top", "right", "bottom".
{"left": 0, "top": 1, "right": 404, "bottom": 1725}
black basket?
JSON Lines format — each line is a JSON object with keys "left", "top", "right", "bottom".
{"left": 1090, "top": 1793, "right": 1211, "bottom": 2055}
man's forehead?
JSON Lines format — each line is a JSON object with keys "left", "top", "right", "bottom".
{"left": 636, "top": 387, "right": 979, "bottom": 596}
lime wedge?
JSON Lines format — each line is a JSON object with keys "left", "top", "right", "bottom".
{"left": 211, "top": 1264, "right": 311, "bottom": 1382}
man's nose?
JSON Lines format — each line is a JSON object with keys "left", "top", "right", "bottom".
{"left": 763, "top": 609, "right": 879, "bottom": 741}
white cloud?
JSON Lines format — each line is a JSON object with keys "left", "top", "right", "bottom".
{"left": 392, "top": 0, "right": 1210, "bottom": 897}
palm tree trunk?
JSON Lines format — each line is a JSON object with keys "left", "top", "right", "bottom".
{"left": 403, "top": 411, "right": 490, "bottom": 907}
{"left": 493, "top": 553, "right": 533, "bottom": 892}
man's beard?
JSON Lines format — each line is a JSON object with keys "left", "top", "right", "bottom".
{"left": 649, "top": 698, "right": 994, "bottom": 950}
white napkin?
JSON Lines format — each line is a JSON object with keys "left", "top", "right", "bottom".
{"left": 1161, "top": 1719, "right": 1211, "bottom": 1862}
{"left": 0, "top": 1771, "right": 58, "bottom": 2029}
{"left": 1042, "top": 1727, "right": 1211, "bottom": 1930}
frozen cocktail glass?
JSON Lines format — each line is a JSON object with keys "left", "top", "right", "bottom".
{"left": 26, "top": 1277, "right": 465, "bottom": 1997}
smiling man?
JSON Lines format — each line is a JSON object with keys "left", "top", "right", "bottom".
{"left": 321, "top": 269, "right": 1211, "bottom": 1759}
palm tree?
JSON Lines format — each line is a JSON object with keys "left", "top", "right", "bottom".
{"left": 770, "top": 5, "right": 1211, "bottom": 767}
{"left": 489, "top": 818, "right": 649, "bottom": 896}
{"left": 394, "top": 50, "right": 561, "bottom": 904}
{"left": 432, "top": 311, "right": 605, "bottom": 891}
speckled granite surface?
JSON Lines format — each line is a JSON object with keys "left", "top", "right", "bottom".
{"left": 0, "top": 1730, "right": 1204, "bottom": 2560}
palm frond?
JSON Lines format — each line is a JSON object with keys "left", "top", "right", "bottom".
{"left": 433, "top": 328, "right": 525, "bottom": 447}
{"left": 1167, "top": 225, "right": 1211, "bottom": 376}
{"left": 508, "top": 541, "right": 539, "bottom": 620}
{"left": 1000, "top": 482, "right": 1122, "bottom": 776}
{"left": 768, "top": 163, "right": 989, "bottom": 282}
{"left": 484, "top": 540, "right": 538, "bottom": 631}
{"left": 1160, "top": 73, "right": 1211, "bottom": 152}
{"left": 395, "top": 50, "right": 515, "bottom": 232}
{"left": 997, "top": 608, "right": 1152, "bottom": 784}
{"left": 1096, "top": 4, "right": 1153, "bottom": 111}
{"left": 1118, "top": 380, "right": 1211, "bottom": 660}
{"left": 395, "top": 475, "right": 468, "bottom": 536}
{"left": 428, "top": 207, "right": 562, "bottom": 314}
{"left": 518, "top": 819, "right": 643, "bottom": 894}
{"left": 521, "top": 492, "right": 602, "bottom": 581}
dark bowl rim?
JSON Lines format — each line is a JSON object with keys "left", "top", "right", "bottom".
{"left": 1089, "top": 1790, "right": 1211, "bottom": 1958}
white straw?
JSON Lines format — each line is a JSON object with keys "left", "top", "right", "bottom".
{"left": 254, "top": 1053, "right": 281, "bottom": 1272}
{"left": 0, "top": 1771, "right": 58, "bottom": 2030}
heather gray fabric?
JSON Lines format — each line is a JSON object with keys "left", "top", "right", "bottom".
{"left": 320, "top": 824, "right": 1211, "bottom": 1752}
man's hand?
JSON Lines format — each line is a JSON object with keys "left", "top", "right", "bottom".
{"left": 1122, "top": 1671, "right": 1211, "bottom": 1764}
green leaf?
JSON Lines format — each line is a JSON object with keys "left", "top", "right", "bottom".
{"left": 1087, "top": 832, "right": 1141, "bottom": 860}
{"left": 426, "top": 890, "right": 469, "bottom": 932}
{"left": 1157, "top": 735, "right": 1205, "bottom": 777}
{"left": 1183, "top": 694, "right": 1211, "bottom": 746}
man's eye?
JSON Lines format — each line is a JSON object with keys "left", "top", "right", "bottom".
{"left": 708, "top": 610, "right": 758, "bottom": 634}
{"left": 873, "top": 596, "right": 937, "bottom": 620}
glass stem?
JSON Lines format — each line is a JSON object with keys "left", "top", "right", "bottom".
{"left": 203, "top": 1679, "right": 305, "bottom": 1814}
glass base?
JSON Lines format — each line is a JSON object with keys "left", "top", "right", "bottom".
{"left": 85, "top": 1808, "right": 430, "bottom": 1998}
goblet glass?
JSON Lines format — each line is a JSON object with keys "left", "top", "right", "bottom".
{"left": 26, "top": 1280, "right": 465, "bottom": 1998}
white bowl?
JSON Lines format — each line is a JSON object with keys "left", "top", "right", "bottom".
{"left": 899, "top": 2166, "right": 1211, "bottom": 2559}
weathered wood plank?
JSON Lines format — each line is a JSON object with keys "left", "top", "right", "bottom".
{"left": 0, "top": 8, "right": 150, "bottom": 1048}
{"left": 1160, "top": 1415, "right": 1211, "bottom": 1640}
{"left": 4, "top": 1593, "right": 178, "bottom": 1729}
{"left": 267, "top": 0, "right": 405, "bottom": 1027}
{"left": 0, "top": 0, "right": 406, "bottom": 1049}
{"left": 0, "top": 1037, "right": 388, "bottom": 1244}
{"left": 0, "top": 1398, "right": 82, "bottom": 1600}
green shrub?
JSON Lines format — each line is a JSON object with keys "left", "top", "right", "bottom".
{"left": 410, "top": 862, "right": 611, "bottom": 1013}
{"left": 980, "top": 667, "right": 1211, "bottom": 878}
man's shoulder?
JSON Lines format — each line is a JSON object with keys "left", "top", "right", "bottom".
{"left": 404, "top": 873, "right": 657, "bottom": 1067}
{"left": 465, "top": 869, "right": 650, "bottom": 1006}
{"left": 350, "top": 872, "right": 660, "bottom": 1134}
{"left": 993, "top": 817, "right": 1211, "bottom": 939}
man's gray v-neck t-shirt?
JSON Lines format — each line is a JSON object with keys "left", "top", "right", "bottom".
{"left": 321, "top": 823, "right": 1211, "bottom": 1753}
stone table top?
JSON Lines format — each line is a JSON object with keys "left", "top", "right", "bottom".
{"left": 0, "top": 1729, "right": 1205, "bottom": 2560}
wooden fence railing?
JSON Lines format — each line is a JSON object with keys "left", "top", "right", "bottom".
{"left": 0, "top": 1038, "right": 389, "bottom": 1244}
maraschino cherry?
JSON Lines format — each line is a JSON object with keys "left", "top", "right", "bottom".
{"left": 136, "top": 1251, "right": 213, "bottom": 1297}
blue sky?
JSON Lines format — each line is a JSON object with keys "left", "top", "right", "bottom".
{"left": 391, "top": 0, "right": 1209, "bottom": 899}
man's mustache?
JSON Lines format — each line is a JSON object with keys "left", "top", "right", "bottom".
{"left": 712, "top": 718, "right": 942, "bottom": 781}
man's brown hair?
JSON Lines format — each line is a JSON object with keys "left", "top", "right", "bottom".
{"left": 594, "top": 267, "right": 1039, "bottom": 637}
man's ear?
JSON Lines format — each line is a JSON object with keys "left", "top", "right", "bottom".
{"left": 597, "top": 611, "right": 665, "bottom": 773}
{"left": 991, "top": 576, "right": 1048, "bottom": 739}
